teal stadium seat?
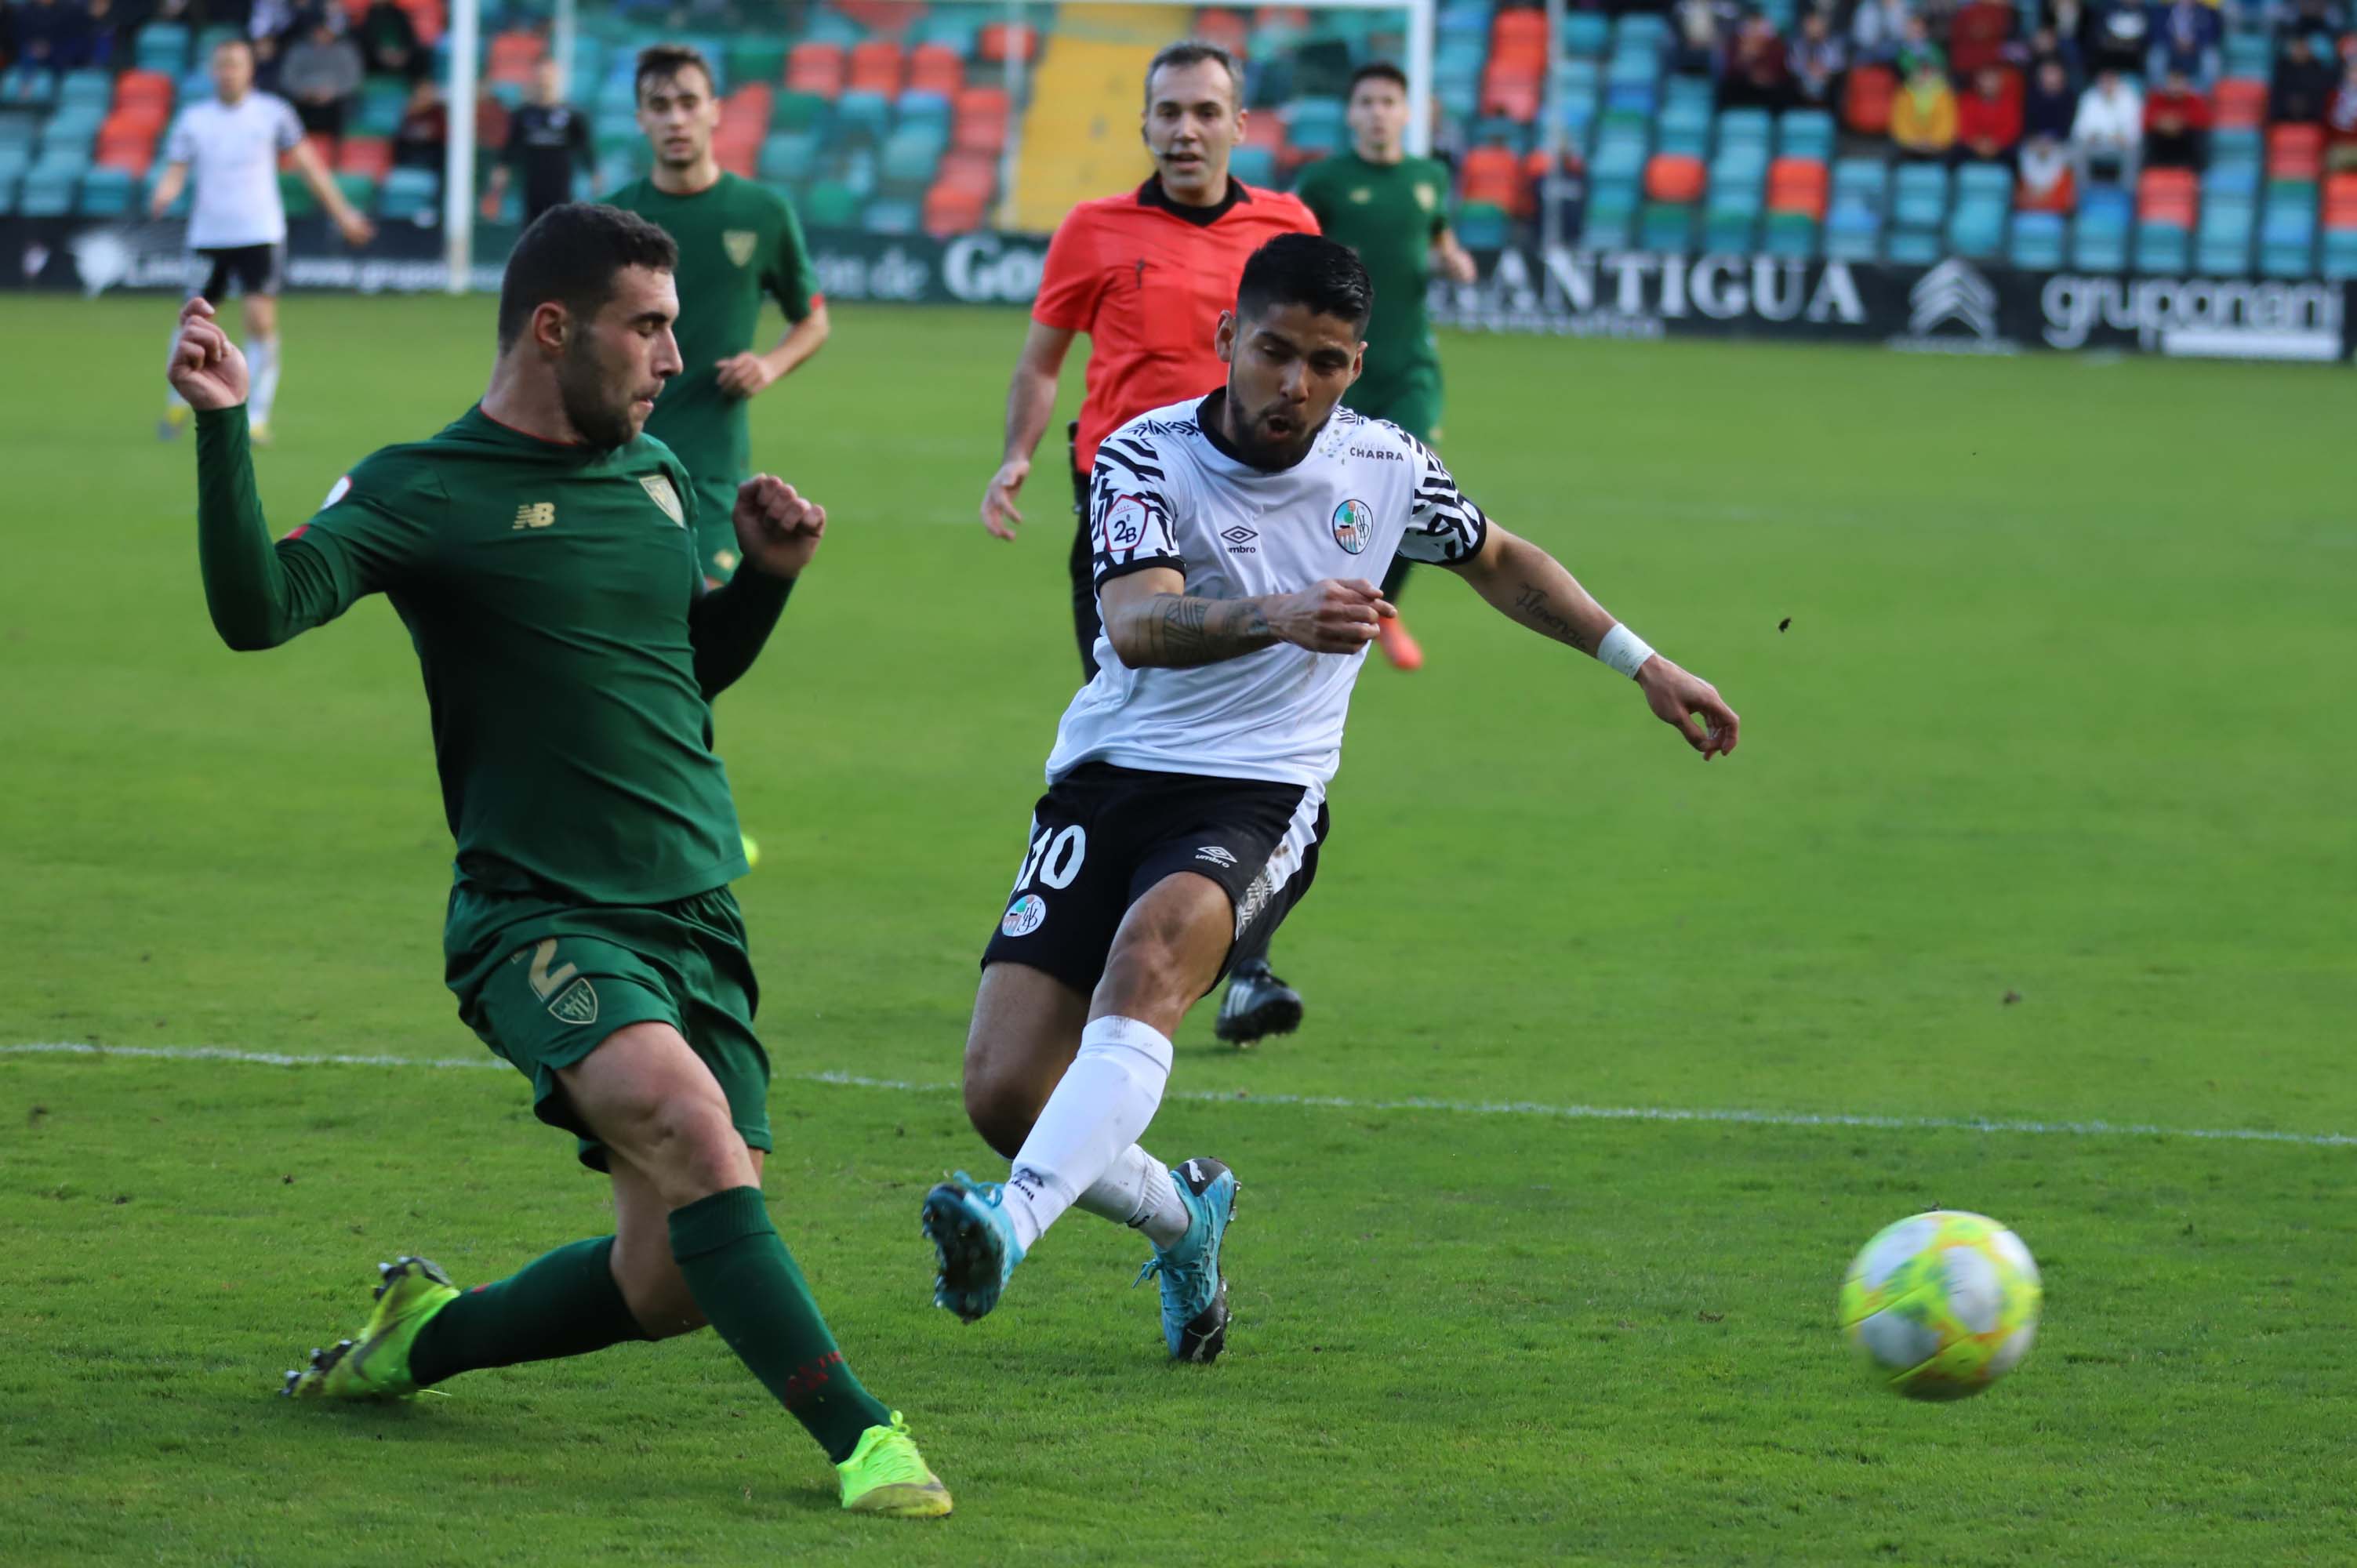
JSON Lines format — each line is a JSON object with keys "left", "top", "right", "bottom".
{"left": 1561, "top": 11, "right": 1610, "bottom": 56}
{"left": 1454, "top": 200, "right": 1509, "bottom": 249}
{"left": 136, "top": 22, "right": 192, "bottom": 75}
{"left": 379, "top": 166, "right": 439, "bottom": 221}
{"left": 865, "top": 197, "right": 919, "bottom": 234}
{"left": 78, "top": 165, "right": 135, "bottom": 217}
{"left": 18, "top": 168, "right": 77, "bottom": 217}
{"left": 1776, "top": 110, "right": 1834, "bottom": 162}
{"left": 2134, "top": 220, "right": 2191, "bottom": 273}
{"left": 1641, "top": 200, "right": 1693, "bottom": 252}
{"left": 804, "top": 180, "right": 861, "bottom": 227}
{"left": 1762, "top": 209, "right": 1817, "bottom": 258}
{"left": 758, "top": 130, "right": 819, "bottom": 183}
{"left": 880, "top": 125, "right": 946, "bottom": 187}
{"left": 1947, "top": 199, "right": 2007, "bottom": 259}
{"left": 1885, "top": 227, "right": 1942, "bottom": 263}
{"left": 835, "top": 90, "right": 892, "bottom": 143}
{"left": 1229, "top": 144, "right": 1277, "bottom": 187}
{"left": 2009, "top": 210, "right": 2066, "bottom": 267}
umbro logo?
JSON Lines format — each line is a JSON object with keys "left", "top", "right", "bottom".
{"left": 1218, "top": 525, "right": 1258, "bottom": 553}
{"left": 512, "top": 502, "right": 554, "bottom": 529}
{"left": 1347, "top": 446, "right": 1403, "bottom": 461}
{"left": 1194, "top": 845, "right": 1239, "bottom": 868}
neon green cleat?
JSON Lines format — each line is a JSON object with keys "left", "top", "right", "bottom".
{"left": 836, "top": 1411, "right": 953, "bottom": 1519}
{"left": 280, "top": 1256, "right": 459, "bottom": 1401}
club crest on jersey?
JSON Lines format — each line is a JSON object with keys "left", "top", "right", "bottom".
{"left": 1001, "top": 894, "right": 1048, "bottom": 938}
{"left": 1331, "top": 499, "right": 1373, "bottom": 555}
{"left": 640, "top": 474, "right": 685, "bottom": 525}
{"left": 723, "top": 229, "right": 758, "bottom": 267}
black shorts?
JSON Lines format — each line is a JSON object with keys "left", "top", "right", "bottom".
{"left": 982, "top": 763, "right": 1330, "bottom": 997}
{"left": 189, "top": 243, "right": 285, "bottom": 302}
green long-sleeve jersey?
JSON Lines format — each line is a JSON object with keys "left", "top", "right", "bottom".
{"left": 195, "top": 403, "right": 791, "bottom": 906}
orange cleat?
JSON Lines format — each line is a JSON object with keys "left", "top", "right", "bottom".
{"left": 1376, "top": 616, "right": 1424, "bottom": 671}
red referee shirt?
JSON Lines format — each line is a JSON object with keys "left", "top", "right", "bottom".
{"left": 1033, "top": 176, "right": 1319, "bottom": 474}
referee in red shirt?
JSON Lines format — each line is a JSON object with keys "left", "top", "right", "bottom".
{"left": 979, "top": 41, "right": 1317, "bottom": 677}
{"left": 976, "top": 40, "right": 1320, "bottom": 1044}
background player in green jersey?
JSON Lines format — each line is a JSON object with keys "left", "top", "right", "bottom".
{"left": 608, "top": 44, "right": 829, "bottom": 587}
{"left": 168, "top": 204, "right": 949, "bottom": 1519}
{"left": 1291, "top": 63, "right": 1478, "bottom": 673}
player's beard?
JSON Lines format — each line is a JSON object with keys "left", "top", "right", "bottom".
{"left": 1222, "top": 384, "right": 1322, "bottom": 470}
{"left": 557, "top": 337, "right": 641, "bottom": 451}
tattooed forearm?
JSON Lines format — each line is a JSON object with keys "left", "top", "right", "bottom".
{"left": 1121, "top": 593, "right": 1277, "bottom": 667}
{"left": 1511, "top": 581, "right": 1593, "bottom": 652}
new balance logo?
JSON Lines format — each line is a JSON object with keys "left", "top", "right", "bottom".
{"left": 512, "top": 502, "right": 555, "bottom": 529}
{"left": 1194, "top": 845, "right": 1239, "bottom": 868}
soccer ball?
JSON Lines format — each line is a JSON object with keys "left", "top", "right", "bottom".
{"left": 1839, "top": 1210, "right": 2041, "bottom": 1399}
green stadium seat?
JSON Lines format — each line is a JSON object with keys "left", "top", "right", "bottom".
{"left": 772, "top": 89, "right": 829, "bottom": 132}
{"left": 804, "top": 180, "right": 862, "bottom": 227}
{"left": 1762, "top": 209, "right": 1818, "bottom": 258}
{"left": 334, "top": 171, "right": 377, "bottom": 212}
{"left": 1640, "top": 200, "right": 1693, "bottom": 252}
{"left": 279, "top": 169, "right": 318, "bottom": 219}
{"left": 357, "top": 77, "right": 411, "bottom": 137}
{"left": 728, "top": 39, "right": 789, "bottom": 90}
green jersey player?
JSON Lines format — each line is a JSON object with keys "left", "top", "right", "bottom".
{"left": 607, "top": 43, "right": 829, "bottom": 587}
{"left": 1290, "top": 63, "right": 1478, "bottom": 672}
{"left": 172, "top": 203, "right": 947, "bottom": 1519}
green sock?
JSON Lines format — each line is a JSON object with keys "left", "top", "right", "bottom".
{"left": 666, "top": 1186, "right": 892, "bottom": 1464}
{"left": 406, "top": 1236, "right": 650, "bottom": 1388}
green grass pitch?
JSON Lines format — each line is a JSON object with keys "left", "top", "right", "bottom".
{"left": 4, "top": 295, "right": 2354, "bottom": 1565}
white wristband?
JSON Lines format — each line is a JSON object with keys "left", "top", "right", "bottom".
{"left": 1596, "top": 623, "right": 1654, "bottom": 680}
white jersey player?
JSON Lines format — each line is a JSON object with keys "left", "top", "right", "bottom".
{"left": 923, "top": 233, "right": 1743, "bottom": 1363}
{"left": 154, "top": 37, "right": 372, "bottom": 445}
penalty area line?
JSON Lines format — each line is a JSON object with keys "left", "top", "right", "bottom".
{"left": 5, "top": 1040, "right": 2355, "bottom": 1149}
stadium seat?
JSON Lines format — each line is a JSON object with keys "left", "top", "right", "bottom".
{"left": 1454, "top": 199, "right": 1510, "bottom": 249}
{"left": 2325, "top": 173, "right": 2357, "bottom": 230}
{"left": 950, "top": 86, "right": 1008, "bottom": 155}
{"left": 1561, "top": 11, "right": 1610, "bottom": 57}
{"left": 379, "top": 165, "right": 439, "bottom": 221}
{"left": 907, "top": 43, "right": 965, "bottom": 98}
{"left": 2070, "top": 214, "right": 2129, "bottom": 271}
{"left": 1885, "top": 227, "right": 1942, "bottom": 264}
{"left": 77, "top": 165, "right": 135, "bottom": 217}
{"left": 834, "top": 89, "right": 892, "bottom": 144}
{"left": 1843, "top": 65, "right": 1896, "bottom": 136}
{"left": 803, "top": 180, "right": 862, "bottom": 227}
{"left": 2214, "top": 77, "right": 2268, "bottom": 132}
{"left": 975, "top": 23, "right": 1037, "bottom": 66}
{"left": 2137, "top": 167, "right": 2198, "bottom": 227}
{"left": 338, "top": 136, "right": 393, "bottom": 178}
{"left": 1284, "top": 100, "right": 1347, "bottom": 157}
{"left": 1767, "top": 158, "right": 1829, "bottom": 222}
{"left": 2268, "top": 124, "right": 2322, "bottom": 181}
{"left": 849, "top": 41, "right": 906, "bottom": 97}
{"left": 2134, "top": 220, "right": 2191, "bottom": 273}
{"left": 2322, "top": 230, "right": 2357, "bottom": 279}
{"left": 880, "top": 125, "right": 947, "bottom": 188}
{"left": 2009, "top": 209, "right": 2066, "bottom": 267}
{"left": 1892, "top": 163, "right": 1949, "bottom": 228}
{"left": 1762, "top": 209, "right": 1818, "bottom": 258}
{"left": 1947, "top": 199, "right": 2007, "bottom": 260}
{"left": 786, "top": 42, "right": 848, "bottom": 99}
{"left": 758, "top": 130, "right": 819, "bottom": 184}
{"left": 1643, "top": 153, "right": 1705, "bottom": 205}
{"left": 1640, "top": 201, "right": 1693, "bottom": 252}
{"left": 2195, "top": 198, "right": 2254, "bottom": 274}
{"left": 727, "top": 38, "right": 788, "bottom": 92}
{"left": 1578, "top": 198, "right": 1632, "bottom": 250}
{"left": 1229, "top": 144, "right": 1277, "bottom": 188}
{"left": 865, "top": 196, "right": 919, "bottom": 234}
{"left": 1459, "top": 145, "right": 1527, "bottom": 215}
{"left": 924, "top": 181, "right": 990, "bottom": 238}
{"left": 1776, "top": 110, "right": 1835, "bottom": 163}
{"left": 17, "top": 167, "right": 77, "bottom": 217}
{"left": 135, "top": 20, "right": 192, "bottom": 75}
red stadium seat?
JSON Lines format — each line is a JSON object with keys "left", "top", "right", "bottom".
{"left": 1645, "top": 152, "right": 1706, "bottom": 203}
{"left": 2214, "top": 78, "right": 2267, "bottom": 130}
{"left": 786, "top": 42, "right": 847, "bottom": 98}
{"left": 953, "top": 86, "right": 1009, "bottom": 153}
{"left": 487, "top": 29, "right": 543, "bottom": 86}
{"left": 2137, "top": 167, "right": 2196, "bottom": 223}
{"left": 1193, "top": 9, "right": 1251, "bottom": 58}
{"left": 838, "top": 0, "right": 923, "bottom": 36}
{"left": 848, "top": 40, "right": 905, "bottom": 96}
{"left": 114, "top": 69, "right": 174, "bottom": 116}
{"left": 338, "top": 136, "right": 392, "bottom": 177}
{"left": 976, "top": 23, "right": 1037, "bottom": 65}
{"left": 96, "top": 118, "right": 158, "bottom": 173}
{"left": 2324, "top": 173, "right": 2357, "bottom": 230}
{"left": 936, "top": 149, "right": 997, "bottom": 196}
{"left": 924, "top": 183, "right": 990, "bottom": 238}
{"left": 2269, "top": 123, "right": 2323, "bottom": 179}
{"left": 1767, "top": 156, "right": 1829, "bottom": 219}
{"left": 1480, "top": 70, "right": 1542, "bottom": 122}
{"left": 907, "top": 43, "right": 964, "bottom": 96}
{"left": 1844, "top": 65, "right": 1896, "bottom": 136}
{"left": 1459, "top": 145, "right": 1527, "bottom": 213}
{"left": 1491, "top": 8, "right": 1549, "bottom": 57}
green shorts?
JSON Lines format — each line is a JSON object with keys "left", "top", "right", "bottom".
{"left": 1347, "top": 364, "right": 1445, "bottom": 446}
{"left": 444, "top": 884, "right": 771, "bottom": 1172}
{"left": 690, "top": 471, "right": 743, "bottom": 585}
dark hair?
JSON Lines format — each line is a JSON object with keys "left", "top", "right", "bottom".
{"left": 1144, "top": 41, "right": 1243, "bottom": 107}
{"left": 497, "top": 203, "right": 679, "bottom": 350}
{"left": 1348, "top": 62, "right": 1409, "bottom": 96}
{"left": 1235, "top": 233, "right": 1373, "bottom": 328}
{"left": 635, "top": 42, "right": 716, "bottom": 100}
{"left": 211, "top": 34, "right": 253, "bottom": 58}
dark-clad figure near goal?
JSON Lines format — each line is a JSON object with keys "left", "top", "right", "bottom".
{"left": 924, "top": 234, "right": 1742, "bottom": 1363}
{"left": 170, "top": 203, "right": 950, "bottom": 1519}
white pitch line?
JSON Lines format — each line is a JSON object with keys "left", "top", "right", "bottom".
{"left": 7, "top": 1040, "right": 2355, "bottom": 1150}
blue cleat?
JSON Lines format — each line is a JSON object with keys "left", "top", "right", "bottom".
{"left": 921, "top": 1173, "right": 1025, "bottom": 1323}
{"left": 1135, "top": 1156, "right": 1239, "bottom": 1363}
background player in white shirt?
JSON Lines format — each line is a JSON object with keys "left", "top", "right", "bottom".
{"left": 924, "top": 234, "right": 1742, "bottom": 1362}
{"left": 153, "top": 37, "right": 373, "bottom": 445}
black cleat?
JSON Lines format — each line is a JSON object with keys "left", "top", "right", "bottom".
{"left": 1215, "top": 961, "right": 1302, "bottom": 1046}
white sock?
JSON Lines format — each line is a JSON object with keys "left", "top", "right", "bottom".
{"left": 1074, "top": 1143, "right": 1193, "bottom": 1249}
{"left": 1001, "top": 1016, "right": 1174, "bottom": 1254}
{"left": 247, "top": 335, "right": 281, "bottom": 427}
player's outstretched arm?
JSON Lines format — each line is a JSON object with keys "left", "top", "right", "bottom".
{"left": 1099, "top": 566, "right": 1395, "bottom": 670}
{"left": 175, "top": 299, "right": 405, "bottom": 652}
{"left": 688, "top": 476, "right": 822, "bottom": 699}
{"left": 1448, "top": 521, "right": 1741, "bottom": 760}
{"left": 147, "top": 161, "right": 189, "bottom": 220}
{"left": 289, "top": 139, "right": 375, "bottom": 248}
{"left": 980, "top": 321, "right": 1077, "bottom": 539}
